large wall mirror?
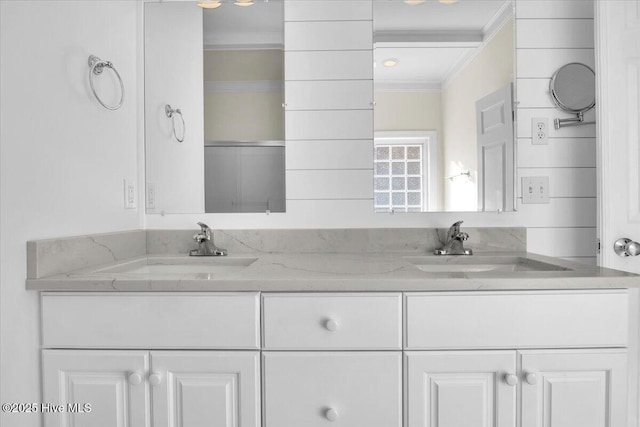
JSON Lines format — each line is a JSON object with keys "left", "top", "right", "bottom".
{"left": 144, "top": 1, "right": 284, "bottom": 214}
{"left": 144, "top": 0, "right": 515, "bottom": 215}
{"left": 373, "top": 0, "right": 515, "bottom": 213}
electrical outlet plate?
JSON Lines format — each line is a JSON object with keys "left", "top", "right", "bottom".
{"left": 531, "top": 117, "right": 548, "bottom": 145}
{"left": 146, "top": 183, "right": 156, "bottom": 210}
{"left": 124, "top": 179, "right": 137, "bottom": 209}
{"left": 522, "top": 176, "right": 550, "bottom": 204}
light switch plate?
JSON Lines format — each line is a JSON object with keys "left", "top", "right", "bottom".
{"left": 522, "top": 176, "right": 550, "bottom": 204}
{"left": 146, "top": 183, "right": 156, "bottom": 210}
{"left": 124, "top": 179, "right": 137, "bottom": 209}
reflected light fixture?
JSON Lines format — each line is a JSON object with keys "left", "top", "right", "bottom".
{"left": 235, "top": 0, "right": 255, "bottom": 6}
{"left": 439, "top": 0, "right": 459, "bottom": 3}
{"left": 446, "top": 171, "right": 471, "bottom": 181}
{"left": 197, "top": 0, "right": 222, "bottom": 8}
{"left": 383, "top": 58, "right": 399, "bottom": 67}
{"left": 404, "top": 0, "right": 425, "bottom": 4}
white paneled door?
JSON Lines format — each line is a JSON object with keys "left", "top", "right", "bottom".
{"left": 42, "top": 350, "right": 149, "bottom": 427}
{"left": 596, "top": 5, "right": 640, "bottom": 423}
{"left": 520, "top": 350, "right": 628, "bottom": 427}
{"left": 150, "top": 351, "right": 261, "bottom": 427}
{"left": 476, "top": 83, "right": 515, "bottom": 212}
{"left": 596, "top": 0, "right": 640, "bottom": 274}
{"left": 405, "top": 351, "right": 517, "bottom": 427}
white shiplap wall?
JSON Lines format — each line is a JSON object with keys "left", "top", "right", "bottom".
{"left": 284, "top": 1, "right": 374, "bottom": 202}
{"left": 146, "top": 0, "right": 598, "bottom": 264}
{"left": 515, "top": 0, "right": 597, "bottom": 264}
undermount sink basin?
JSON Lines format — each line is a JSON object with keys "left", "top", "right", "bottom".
{"left": 404, "top": 256, "right": 570, "bottom": 273}
{"left": 95, "top": 256, "right": 257, "bottom": 275}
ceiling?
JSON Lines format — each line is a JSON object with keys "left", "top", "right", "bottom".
{"left": 374, "top": 0, "right": 512, "bottom": 90}
{"left": 203, "top": 1, "right": 284, "bottom": 48}
{"left": 374, "top": 0, "right": 510, "bottom": 33}
{"left": 374, "top": 46, "right": 477, "bottom": 90}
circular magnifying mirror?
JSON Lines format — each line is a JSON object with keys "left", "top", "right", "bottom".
{"left": 549, "top": 63, "right": 596, "bottom": 113}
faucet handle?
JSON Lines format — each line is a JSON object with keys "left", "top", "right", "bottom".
{"left": 456, "top": 232, "right": 469, "bottom": 241}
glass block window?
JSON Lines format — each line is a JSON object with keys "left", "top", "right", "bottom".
{"left": 374, "top": 143, "right": 425, "bottom": 212}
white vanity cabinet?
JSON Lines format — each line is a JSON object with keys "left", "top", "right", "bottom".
{"left": 39, "top": 289, "right": 630, "bottom": 427}
{"left": 40, "top": 293, "right": 262, "bottom": 427}
{"left": 42, "top": 350, "right": 260, "bottom": 427}
{"left": 405, "top": 349, "right": 628, "bottom": 427}
{"left": 262, "top": 293, "right": 403, "bottom": 427}
{"left": 405, "top": 291, "right": 630, "bottom": 427}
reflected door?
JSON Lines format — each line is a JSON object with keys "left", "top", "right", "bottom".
{"left": 475, "top": 83, "right": 514, "bottom": 212}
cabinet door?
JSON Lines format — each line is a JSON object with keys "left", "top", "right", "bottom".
{"left": 150, "top": 351, "right": 260, "bottom": 427}
{"left": 405, "top": 351, "right": 517, "bottom": 427}
{"left": 264, "top": 352, "right": 401, "bottom": 427}
{"left": 42, "top": 350, "right": 149, "bottom": 427}
{"left": 520, "top": 350, "right": 627, "bottom": 427}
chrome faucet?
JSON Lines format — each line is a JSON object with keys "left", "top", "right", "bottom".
{"left": 434, "top": 220, "right": 473, "bottom": 255}
{"left": 190, "top": 222, "right": 228, "bottom": 256}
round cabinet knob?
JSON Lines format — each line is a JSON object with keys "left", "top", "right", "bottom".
{"left": 148, "top": 373, "right": 162, "bottom": 386}
{"left": 325, "top": 408, "right": 339, "bottom": 421}
{"left": 324, "top": 319, "right": 339, "bottom": 332}
{"left": 128, "top": 372, "right": 142, "bottom": 385}
{"left": 525, "top": 372, "right": 538, "bottom": 385}
{"left": 504, "top": 373, "right": 518, "bottom": 386}
{"left": 614, "top": 238, "right": 640, "bottom": 257}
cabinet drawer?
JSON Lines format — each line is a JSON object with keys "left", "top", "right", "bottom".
{"left": 264, "top": 352, "right": 401, "bottom": 427}
{"left": 41, "top": 292, "right": 260, "bottom": 349}
{"left": 405, "top": 291, "right": 628, "bottom": 349}
{"left": 263, "top": 293, "right": 402, "bottom": 349}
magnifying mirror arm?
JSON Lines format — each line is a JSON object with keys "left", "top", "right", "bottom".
{"left": 554, "top": 111, "right": 596, "bottom": 129}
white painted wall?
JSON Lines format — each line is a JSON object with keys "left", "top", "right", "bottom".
{"left": 442, "top": 18, "right": 514, "bottom": 211}
{"left": 146, "top": 0, "right": 598, "bottom": 267}
{"left": 0, "top": 2, "right": 142, "bottom": 426}
{"left": 204, "top": 49, "right": 284, "bottom": 141}
{"left": 144, "top": 2, "right": 204, "bottom": 214}
{"left": 515, "top": 0, "right": 597, "bottom": 264}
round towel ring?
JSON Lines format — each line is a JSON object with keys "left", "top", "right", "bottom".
{"left": 88, "top": 55, "right": 125, "bottom": 111}
{"left": 165, "top": 104, "right": 185, "bottom": 143}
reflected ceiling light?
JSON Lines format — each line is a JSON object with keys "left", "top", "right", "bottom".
{"left": 404, "top": 0, "right": 425, "bottom": 4}
{"left": 234, "top": 0, "right": 255, "bottom": 6}
{"left": 197, "top": 0, "right": 222, "bottom": 8}
{"left": 439, "top": 0, "right": 459, "bottom": 3}
{"left": 383, "top": 58, "right": 399, "bottom": 67}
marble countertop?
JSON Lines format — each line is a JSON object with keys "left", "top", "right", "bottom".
{"left": 26, "top": 252, "right": 640, "bottom": 292}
